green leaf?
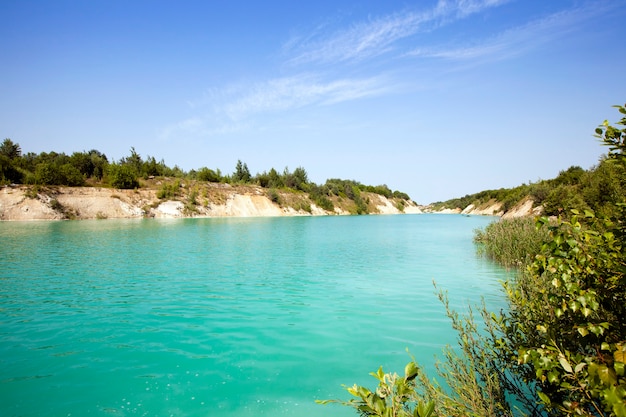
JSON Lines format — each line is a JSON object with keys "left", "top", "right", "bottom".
{"left": 559, "top": 356, "right": 573, "bottom": 373}
{"left": 548, "top": 370, "right": 560, "bottom": 384}
{"left": 404, "top": 362, "right": 418, "bottom": 381}
{"left": 597, "top": 365, "right": 617, "bottom": 385}
{"left": 615, "top": 344, "right": 626, "bottom": 363}
{"left": 537, "top": 391, "right": 551, "bottom": 406}
{"left": 416, "top": 401, "right": 435, "bottom": 417}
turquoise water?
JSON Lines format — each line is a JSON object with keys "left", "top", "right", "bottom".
{"left": 0, "top": 214, "right": 508, "bottom": 417}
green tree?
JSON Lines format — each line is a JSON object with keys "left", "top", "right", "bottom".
{"left": 292, "top": 166, "right": 309, "bottom": 191}
{"left": 33, "top": 162, "right": 61, "bottom": 185}
{"left": 107, "top": 163, "right": 139, "bottom": 189}
{"left": 553, "top": 166, "right": 585, "bottom": 186}
{"left": 0, "top": 138, "right": 21, "bottom": 160}
{"left": 0, "top": 139, "right": 24, "bottom": 183}
{"left": 58, "top": 163, "right": 85, "bottom": 186}
{"left": 89, "top": 149, "right": 108, "bottom": 180}
{"left": 121, "top": 147, "right": 143, "bottom": 175}
{"left": 197, "top": 167, "right": 221, "bottom": 182}
{"left": 233, "top": 160, "right": 251, "bottom": 183}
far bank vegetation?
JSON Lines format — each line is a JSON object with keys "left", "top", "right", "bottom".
{"left": 0, "top": 143, "right": 411, "bottom": 216}
{"left": 432, "top": 154, "right": 625, "bottom": 219}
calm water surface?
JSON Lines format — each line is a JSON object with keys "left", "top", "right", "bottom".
{"left": 0, "top": 214, "right": 509, "bottom": 417}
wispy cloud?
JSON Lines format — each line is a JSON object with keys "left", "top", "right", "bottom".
{"left": 406, "top": 2, "right": 612, "bottom": 63}
{"left": 160, "top": 0, "right": 613, "bottom": 142}
{"left": 159, "top": 74, "right": 390, "bottom": 140}
{"left": 285, "top": 0, "right": 510, "bottom": 66}
{"left": 221, "top": 75, "right": 389, "bottom": 121}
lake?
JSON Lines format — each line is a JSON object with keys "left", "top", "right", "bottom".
{"left": 0, "top": 214, "right": 509, "bottom": 417}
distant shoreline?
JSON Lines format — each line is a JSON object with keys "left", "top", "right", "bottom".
{"left": 0, "top": 184, "right": 424, "bottom": 221}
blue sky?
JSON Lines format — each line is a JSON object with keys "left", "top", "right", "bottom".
{"left": 2, "top": 0, "right": 625, "bottom": 203}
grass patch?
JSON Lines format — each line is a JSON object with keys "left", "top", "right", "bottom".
{"left": 473, "top": 217, "right": 551, "bottom": 268}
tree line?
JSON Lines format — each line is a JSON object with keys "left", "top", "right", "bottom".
{"left": 433, "top": 153, "right": 625, "bottom": 220}
{"left": 0, "top": 141, "right": 411, "bottom": 209}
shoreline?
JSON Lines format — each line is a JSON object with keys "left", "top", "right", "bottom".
{"left": 0, "top": 184, "right": 424, "bottom": 221}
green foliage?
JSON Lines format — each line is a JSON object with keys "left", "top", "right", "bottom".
{"left": 474, "top": 217, "right": 552, "bottom": 268}
{"left": 120, "top": 147, "right": 143, "bottom": 175}
{"left": 107, "top": 163, "right": 139, "bottom": 189}
{"left": 58, "top": 163, "right": 85, "bottom": 186}
{"left": 329, "top": 104, "right": 626, "bottom": 417}
{"left": 33, "top": 162, "right": 60, "bottom": 185}
{"left": 233, "top": 159, "right": 251, "bottom": 183}
{"left": 69, "top": 150, "right": 108, "bottom": 179}
{"left": 291, "top": 166, "right": 309, "bottom": 191}
{"left": 502, "top": 211, "right": 625, "bottom": 417}
{"left": 156, "top": 180, "right": 181, "bottom": 199}
{"left": 434, "top": 155, "right": 624, "bottom": 218}
{"left": 24, "top": 185, "right": 40, "bottom": 199}
{"left": 187, "top": 187, "right": 198, "bottom": 205}
{"left": 317, "top": 361, "right": 436, "bottom": 417}
{"left": 267, "top": 188, "right": 281, "bottom": 205}
{"left": 49, "top": 198, "right": 64, "bottom": 213}
{"left": 196, "top": 167, "right": 222, "bottom": 182}
{"left": 414, "top": 292, "right": 521, "bottom": 417}
{"left": 393, "top": 190, "right": 411, "bottom": 200}
{"left": 0, "top": 154, "right": 23, "bottom": 184}
{"left": 553, "top": 166, "right": 585, "bottom": 186}
{"left": 0, "top": 139, "right": 24, "bottom": 183}
{"left": 142, "top": 156, "right": 165, "bottom": 178}
{"left": 1, "top": 142, "right": 413, "bottom": 204}
{"left": 0, "top": 138, "right": 22, "bottom": 160}
{"left": 362, "top": 184, "right": 393, "bottom": 198}
{"left": 309, "top": 183, "right": 334, "bottom": 211}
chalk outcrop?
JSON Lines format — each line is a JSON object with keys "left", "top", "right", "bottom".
{"left": 0, "top": 184, "right": 422, "bottom": 221}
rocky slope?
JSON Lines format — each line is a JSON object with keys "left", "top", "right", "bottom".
{"left": 421, "top": 197, "right": 542, "bottom": 218}
{"left": 0, "top": 183, "right": 423, "bottom": 221}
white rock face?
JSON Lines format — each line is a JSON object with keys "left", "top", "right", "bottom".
{"left": 0, "top": 185, "right": 424, "bottom": 221}
{"left": 154, "top": 201, "right": 185, "bottom": 218}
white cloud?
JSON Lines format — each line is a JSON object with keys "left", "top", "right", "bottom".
{"left": 221, "top": 75, "right": 389, "bottom": 120}
{"left": 160, "top": 0, "right": 614, "bottom": 142}
{"left": 158, "top": 74, "right": 389, "bottom": 140}
{"left": 286, "top": 0, "right": 510, "bottom": 65}
{"left": 407, "top": 2, "right": 614, "bottom": 63}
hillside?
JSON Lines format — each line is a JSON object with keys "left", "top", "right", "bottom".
{"left": 0, "top": 180, "right": 422, "bottom": 221}
{"left": 426, "top": 156, "right": 625, "bottom": 219}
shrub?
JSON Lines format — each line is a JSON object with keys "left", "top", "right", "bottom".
{"left": 542, "top": 184, "right": 589, "bottom": 216}
{"left": 267, "top": 188, "right": 281, "bottom": 205}
{"left": 107, "top": 163, "right": 139, "bottom": 189}
{"left": 58, "top": 163, "right": 85, "bottom": 186}
{"left": 157, "top": 180, "right": 180, "bottom": 199}
{"left": 197, "top": 167, "right": 221, "bottom": 182}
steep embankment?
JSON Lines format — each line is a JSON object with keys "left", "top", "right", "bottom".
{"left": 0, "top": 183, "right": 422, "bottom": 221}
{"left": 423, "top": 197, "right": 542, "bottom": 218}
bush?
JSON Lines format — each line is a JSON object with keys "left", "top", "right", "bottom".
{"left": 107, "top": 163, "right": 139, "bottom": 189}
{"left": 197, "top": 167, "right": 221, "bottom": 183}
{"left": 266, "top": 188, "right": 280, "bottom": 205}
{"left": 542, "top": 184, "right": 589, "bottom": 216}
{"left": 157, "top": 180, "right": 181, "bottom": 199}
{"left": 59, "top": 163, "right": 85, "bottom": 186}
